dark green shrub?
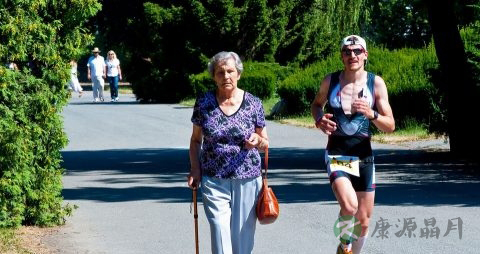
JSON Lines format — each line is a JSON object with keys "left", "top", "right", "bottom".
{"left": 367, "top": 45, "right": 442, "bottom": 131}
{"left": 101, "top": 0, "right": 366, "bottom": 103}
{"left": 189, "top": 71, "right": 214, "bottom": 98}
{"left": 128, "top": 58, "right": 190, "bottom": 103}
{"left": 189, "top": 61, "right": 293, "bottom": 99}
{"left": 239, "top": 68, "right": 276, "bottom": 99}
{"left": 277, "top": 55, "right": 342, "bottom": 114}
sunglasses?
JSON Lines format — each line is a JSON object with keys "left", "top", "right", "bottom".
{"left": 342, "top": 48, "right": 364, "bottom": 56}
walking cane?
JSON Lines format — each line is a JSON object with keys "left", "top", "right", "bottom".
{"left": 192, "top": 187, "right": 199, "bottom": 254}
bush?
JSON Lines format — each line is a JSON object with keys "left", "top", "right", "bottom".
{"left": 189, "top": 61, "right": 294, "bottom": 99}
{"left": 277, "top": 55, "right": 342, "bottom": 114}
{"left": 367, "top": 45, "right": 443, "bottom": 132}
{"left": 0, "top": 0, "right": 99, "bottom": 227}
{"left": 0, "top": 68, "right": 71, "bottom": 227}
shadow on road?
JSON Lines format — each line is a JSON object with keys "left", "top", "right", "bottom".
{"left": 61, "top": 148, "right": 480, "bottom": 206}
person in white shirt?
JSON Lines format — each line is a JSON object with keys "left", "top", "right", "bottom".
{"left": 105, "top": 50, "right": 122, "bottom": 102}
{"left": 87, "top": 47, "right": 106, "bottom": 102}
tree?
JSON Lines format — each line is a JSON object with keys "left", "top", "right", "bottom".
{"left": 361, "top": 0, "right": 431, "bottom": 49}
{"left": 425, "top": 0, "right": 479, "bottom": 157}
{"left": 93, "top": 0, "right": 366, "bottom": 102}
{"left": 0, "top": 0, "right": 101, "bottom": 227}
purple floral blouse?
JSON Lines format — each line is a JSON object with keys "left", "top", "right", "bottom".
{"left": 191, "top": 91, "right": 266, "bottom": 179}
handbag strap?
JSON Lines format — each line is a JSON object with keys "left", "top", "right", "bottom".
{"left": 262, "top": 147, "right": 269, "bottom": 179}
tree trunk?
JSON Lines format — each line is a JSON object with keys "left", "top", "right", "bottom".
{"left": 426, "top": 0, "right": 478, "bottom": 158}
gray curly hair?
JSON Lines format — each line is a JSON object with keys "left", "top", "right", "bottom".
{"left": 208, "top": 51, "right": 243, "bottom": 78}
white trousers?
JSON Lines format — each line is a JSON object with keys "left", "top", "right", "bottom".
{"left": 69, "top": 76, "right": 83, "bottom": 93}
{"left": 201, "top": 176, "right": 263, "bottom": 254}
{"left": 92, "top": 76, "right": 104, "bottom": 100}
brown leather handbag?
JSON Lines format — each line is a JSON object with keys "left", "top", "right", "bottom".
{"left": 256, "top": 147, "right": 279, "bottom": 224}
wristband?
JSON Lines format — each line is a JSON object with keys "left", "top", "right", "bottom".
{"left": 370, "top": 110, "right": 379, "bottom": 120}
{"left": 315, "top": 111, "right": 324, "bottom": 124}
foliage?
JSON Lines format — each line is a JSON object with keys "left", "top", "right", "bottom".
{"left": 0, "top": 0, "right": 100, "bottom": 227}
{"left": 276, "top": 0, "right": 366, "bottom": 65}
{"left": 189, "top": 61, "right": 294, "bottom": 99}
{"left": 461, "top": 21, "right": 480, "bottom": 87}
{"left": 360, "top": 0, "right": 431, "bottom": 49}
{"left": 367, "top": 45, "right": 444, "bottom": 133}
{"left": 277, "top": 54, "right": 342, "bottom": 114}
{"left": 360, "top": 0, "right": 479, "bottom": 49}
{"left": 93, "top": 0, "right": 366, "bottom": 102}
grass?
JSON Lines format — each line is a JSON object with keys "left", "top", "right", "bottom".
{"left": 180, "top": 95, "right": 438, "bottom": 144}
{"left": 118, "top": 86, "right": 133, "bottom": 94}
{"left": 180, "top": 98, "right": 195, "bottom": 107}
{"left": 372, "top": 125, "right": 434, "bottom": 143}
{"left": 104, "top": 85, "right": 133, "bottom": 94}
{"left": 1, "top": 227, "right": 57, "bottom": 254}
{"left": 0, "top": 228, "right": 26, "bottom": 254}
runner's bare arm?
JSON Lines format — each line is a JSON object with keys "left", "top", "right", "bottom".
{"left": 371, "top": 76, "right": 395, "bottom": 132}
{"left": 311, "top": 75, "right": 337, "bottom": 135}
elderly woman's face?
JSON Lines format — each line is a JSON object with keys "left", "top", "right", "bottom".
{"left": 213, "top": 58, "right": 240, "bottom": 90}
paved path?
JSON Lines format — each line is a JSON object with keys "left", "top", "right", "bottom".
{"left": 46, "top": 90, "right": 480, "bottom": 253}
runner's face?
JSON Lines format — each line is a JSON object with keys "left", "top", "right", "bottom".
{"left": 341, "top": 45, "right": 367, "bottom": 71}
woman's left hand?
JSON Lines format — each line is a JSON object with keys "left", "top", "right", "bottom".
{"left": 245, "top": 133, "right": 268, "bottom": 150}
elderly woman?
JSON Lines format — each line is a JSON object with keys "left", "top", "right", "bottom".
{"left": 187, "top": 51, "right": 269, "bottom": 254}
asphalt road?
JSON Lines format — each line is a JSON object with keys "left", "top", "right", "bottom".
{"left": 45, "top": 90, "right": 480, "bottom": 253}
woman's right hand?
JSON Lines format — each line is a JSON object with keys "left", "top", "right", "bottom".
{"left": 187, "top": 169, "right": 201, "bottom": 189}
{"left": 315, "top": 113, "right": 337, "bottom": 135}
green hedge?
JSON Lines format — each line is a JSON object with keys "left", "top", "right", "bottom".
{"left": 277, "top": 55, "right": 342, "bottom": 114}
{"left": 277, "top": 45, "right": 444, "bottom": 132}
{"left": 189, "top": 61, "right": 294, "bottom": 99}
{"left": 0, "top": 68, "right": 72, "bottom": 227}
{"left": 368, "top": 45, "right": 443, "bottom": 131}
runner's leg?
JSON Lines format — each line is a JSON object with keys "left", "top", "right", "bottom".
{"left": 332, "top": 177, "right": 357, "bottom": 253}
{"left": 352, "top": 191, "right": 375, "bottom": 254}
{"left": 332, "top": 177, "right": 358, "bottom": 216}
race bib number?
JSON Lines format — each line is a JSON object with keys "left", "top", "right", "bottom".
{"left": 327, "top": 155, "right": 360, "bottom": 177}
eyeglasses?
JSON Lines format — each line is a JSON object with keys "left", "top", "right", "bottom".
{"left": 342, "top": 48, "right": 364, "bottom": 56}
